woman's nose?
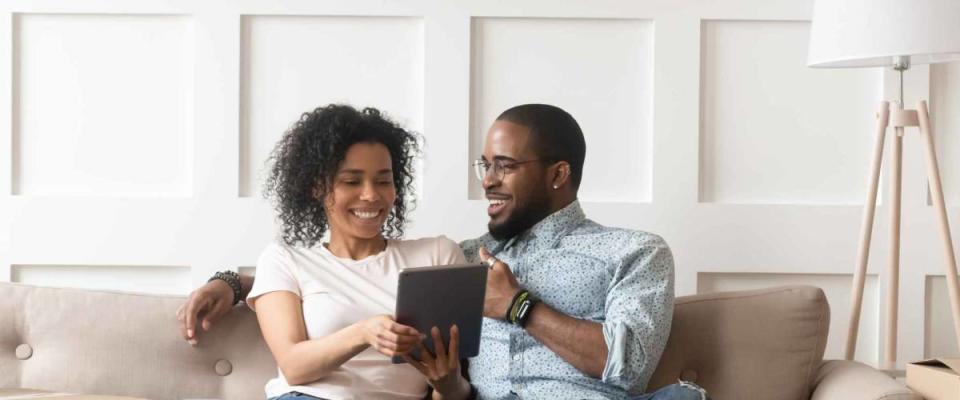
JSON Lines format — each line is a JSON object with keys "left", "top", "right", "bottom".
{"left": 360, "top": 181, "right": 380, "bottom": 201}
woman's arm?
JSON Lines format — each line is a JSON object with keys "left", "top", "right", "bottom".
{"left": 255, "top": 291, "right": 365, "bottom": 384}
{"left": 178, "top": 273, "right": 255, "bottom": 345}
{"left": 255, "top": 291, "right": 423, "bottom": 385}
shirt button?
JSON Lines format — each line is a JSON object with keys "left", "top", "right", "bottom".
{"left": 513, "top": 353, "right": 521, "bottom": 361}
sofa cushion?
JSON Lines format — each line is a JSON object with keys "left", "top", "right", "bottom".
{"left": 648, "top": 285, "right": 830, "bottom": 400}
{"left": 0, "top": 282, "right": 276, "bottom": 400}
{"left": 2, "top": 283, "right": 830, "bottom": 400}
{"left": 812, "top": 360, "right": 919, "bottom": 400}
{"left": 0, "top": 388, "right": 146, "bottom": 399}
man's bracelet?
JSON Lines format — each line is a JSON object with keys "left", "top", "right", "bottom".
{"left": 505, "top": 290, "right": 526, "bottom": 321}
{"left": 208, "top": 270, "right": 242, "bottom": 306}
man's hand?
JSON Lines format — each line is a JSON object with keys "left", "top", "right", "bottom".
{"left": 479, "top": 247, "right": 520, "bottom": 320}
{"left": 176, "top": 279, "right": 235, "bottom": 346}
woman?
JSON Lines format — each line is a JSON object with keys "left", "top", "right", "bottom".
{"left": 247, "top": 105, "right": 470, "bottom": 400}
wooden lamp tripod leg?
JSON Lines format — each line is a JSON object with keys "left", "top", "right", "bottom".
{"left": 917, "top": 100, "right": 960, "bottom": 352}
{"left": 885, "top": 106, "right": 904, "bottom": 371}
{"left": 846, "top": 101, "right": 892, "bottom": 360}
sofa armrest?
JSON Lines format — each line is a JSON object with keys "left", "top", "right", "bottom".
{"left": 811, "top": 360, "right": 919, "bottom": 400}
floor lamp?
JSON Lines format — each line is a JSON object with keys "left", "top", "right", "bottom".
{"left": 807, "top": 0, "right": 960, "bottom": 370}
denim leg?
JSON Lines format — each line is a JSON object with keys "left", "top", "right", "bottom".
{"left": 268, "top": 392, "right": 327, "bottom": 400}
{"left": 629, "top": 381, "right": 710, "bottom": 400}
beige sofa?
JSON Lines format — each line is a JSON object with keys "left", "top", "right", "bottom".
{"left": 0, "top": 283, "right": 917, "bottom": 400}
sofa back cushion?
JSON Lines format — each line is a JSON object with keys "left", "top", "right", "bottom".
{"left": 1, "top": 283, "right": 829, "bottom": 400}
{"left": 0, "top": 282, "right": 276, "bottom": 400}
{"left": 648, "top": 285, "right": 830, "bottom": 400}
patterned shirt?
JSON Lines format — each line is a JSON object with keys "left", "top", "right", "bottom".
{"left": 459, "top": 200, "right": 674, "bottom": 399}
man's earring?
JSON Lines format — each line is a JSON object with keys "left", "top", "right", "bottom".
{"left": 553, "top": 185, "right": 558, "bottom": 190}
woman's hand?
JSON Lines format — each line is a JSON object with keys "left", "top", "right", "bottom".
{"left": 404, "top": 325, "right": 471, "bottom": 399}
{"left": 359, "top": 315, "right": 422, "bottom": 357}
{"left": 177, "top": 279, "right": 235, "bottom": 346}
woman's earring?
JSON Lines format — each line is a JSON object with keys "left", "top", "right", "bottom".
{"left": 553, "top": 185, "right": 559, "bottom": 190}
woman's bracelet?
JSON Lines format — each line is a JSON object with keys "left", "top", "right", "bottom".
{"left": 208, "top": 270, "right": 243, "bottom": 306}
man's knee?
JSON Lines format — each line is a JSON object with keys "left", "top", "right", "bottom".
{"left": 674, "top": 380, "right": 709, "bottom": 400}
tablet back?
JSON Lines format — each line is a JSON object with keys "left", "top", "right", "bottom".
{"left": 393, "top": 263, "right": 487, "bottom": 363}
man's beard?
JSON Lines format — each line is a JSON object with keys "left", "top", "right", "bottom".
{"left": 488, "top": 192, "right": 552, "bottom": 241}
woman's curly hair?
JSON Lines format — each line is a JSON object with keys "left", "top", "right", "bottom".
{"left": 263, "top": 104, "right": 420, "bottom": 247}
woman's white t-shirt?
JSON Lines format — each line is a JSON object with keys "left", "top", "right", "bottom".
{"left": 247, "top": 236, "right": 467, "bottom": 400}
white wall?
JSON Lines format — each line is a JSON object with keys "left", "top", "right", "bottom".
{"left": 2, "top": 0, "right": 959, "bottom": 370}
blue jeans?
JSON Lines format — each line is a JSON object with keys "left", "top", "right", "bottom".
{"left": 268, "top": 392, "right": 326, "bottom": 400}
{"left": 629, "top": 381, "right": 710, "bottom": 400}
{"left": 267, "top": 383, "right": 708, "bottom": 400}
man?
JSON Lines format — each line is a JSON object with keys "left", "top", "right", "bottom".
{"left": 178, "top": 104, "right": 706, "bottom": 399}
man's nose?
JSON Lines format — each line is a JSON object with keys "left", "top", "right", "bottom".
{"left": 482, "top": 168, "right": 500, "bottom": 190}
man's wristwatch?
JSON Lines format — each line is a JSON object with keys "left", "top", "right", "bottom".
{"left": 506, "top": 289, "right": 538, "bottom": 327}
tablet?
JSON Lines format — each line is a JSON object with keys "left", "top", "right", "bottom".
{"left": 392, "top": 263, "right": 487, "bottom": 363}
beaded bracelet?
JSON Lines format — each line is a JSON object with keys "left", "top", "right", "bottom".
{"left": 208, "top": 270, "right": 242, "bottom": 306}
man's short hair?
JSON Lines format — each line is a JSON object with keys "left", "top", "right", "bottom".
{"left": 496, "top": 104, "right": 586, "bottom": 189}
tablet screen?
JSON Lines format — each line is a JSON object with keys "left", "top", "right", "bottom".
{"left": 393, "top": 263, "right": 487, "bottom": 363}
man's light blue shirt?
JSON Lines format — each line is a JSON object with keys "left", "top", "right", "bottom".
{"left": 459, "top": 200, "right": 674, "bottom": 399}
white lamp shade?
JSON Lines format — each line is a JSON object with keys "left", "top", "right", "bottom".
{"left": 808, "top": 0, "right": 960, "bottom": 68}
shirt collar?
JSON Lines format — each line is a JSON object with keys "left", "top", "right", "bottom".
{"left": 491, "top": 199, "right": 585, "bottom": 252}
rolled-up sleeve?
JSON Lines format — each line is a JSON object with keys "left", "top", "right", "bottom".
{"left": 600, "top": 235, "right": 674, "bottom": 394}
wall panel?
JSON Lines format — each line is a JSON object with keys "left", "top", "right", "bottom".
{"left": 469, "top": 17, "right": 654, "bottom": 202}
{"left": 240, "top": 15, "right": 424, "bottom": 197}
{"left": 699, "top": 20, "right": 881, "bottom": 205}
{"left": 14, "top": 14, "right": 194, "bottom": 197}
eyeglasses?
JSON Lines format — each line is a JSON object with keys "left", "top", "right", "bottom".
{"left": 472, "top": 158, "right": 542, "bottom": 182}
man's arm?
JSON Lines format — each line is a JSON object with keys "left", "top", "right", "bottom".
{"left": 523, "top": 303, "right": 607, "bottom": 378}
{"left": 478, "top": 240, "right": 674, "bottom": 390}
{"left": 478, "top": 247, "right": 607, "bottom": 377}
